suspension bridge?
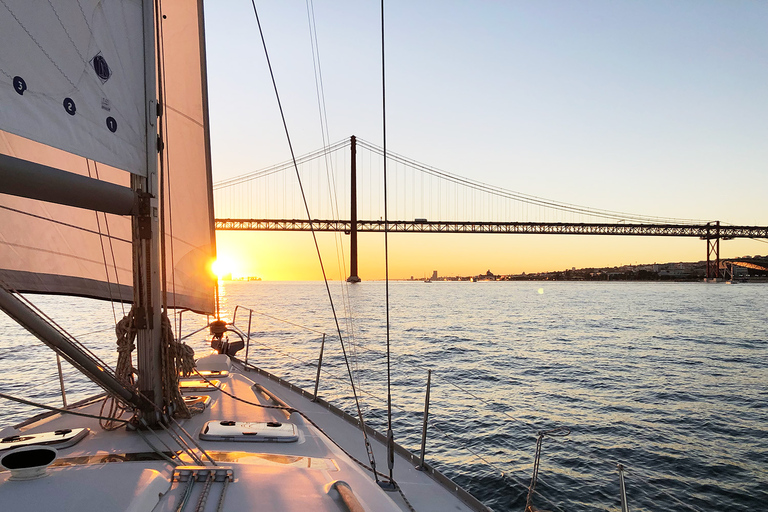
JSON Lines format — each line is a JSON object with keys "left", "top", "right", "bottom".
{"left": 213, "top": 136, "right": 768, "bottom": 281}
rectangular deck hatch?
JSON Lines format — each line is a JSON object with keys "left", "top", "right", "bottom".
{"left": 0, "top": 427, "right": 89, "bottom": 451}
{"left": 199, "top": 421, "right": 298, "bottom": 443}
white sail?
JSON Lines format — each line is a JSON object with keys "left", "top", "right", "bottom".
{"left": 0, "top": 0, "right": 147, "bottom": 175}
{"left": 157, "top": 0, "right": 217, "bottom": 314}
{"left": 0, "top": 0, "right": 216, "bottom": 314}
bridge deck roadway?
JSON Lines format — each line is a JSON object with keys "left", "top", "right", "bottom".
{"left": 214, "top": 219, "right": 768, "bottom": 239}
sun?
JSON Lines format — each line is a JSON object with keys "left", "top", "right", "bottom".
{"left": 211, "top": 257, "right": 233, "bottom": 279}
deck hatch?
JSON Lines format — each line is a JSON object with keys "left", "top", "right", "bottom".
{"left": 199, "top": 421, "right": 299, "bottom": 443}
{"left": 0, "top": 428, "right": 89, "bottom": 451}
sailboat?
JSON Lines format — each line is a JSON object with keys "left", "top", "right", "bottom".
{"left": 0, "top": 1, "right": 491, "bottom": 511}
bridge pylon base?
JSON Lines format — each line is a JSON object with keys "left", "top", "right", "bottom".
{"left": 346, "top": 275, "right": 361, "bottom": 283}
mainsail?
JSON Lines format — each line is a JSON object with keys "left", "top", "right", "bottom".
{"left": 0, "top": 0, "right": 216, "bottom": 314}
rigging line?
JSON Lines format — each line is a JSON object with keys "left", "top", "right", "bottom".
{"left": 13, "top": 290, "right": 116, "bottom": 373}
{"left": 241, "top": 309, "right": 325, "bottom": 335}
{"left": 627, "top": 467, "right": 707, "bottom": 512}
{"left": 86, "top": 160, "right": 118, "bottom": 325}
{"left": 92, "top": 161, "right": 126, "bottom": 317}
{"left": 381, "top": 0, "right": 395, "bottom": 483}
{"left": 132, "top": 427, "right": 180, "bottom": 466}
{"left": 425, "top": 420, "right": 568, "bottom": 512}
{"left": 331, "top": 341, "right": 542, "bottom": 433}
{"left": 336, "top": 340, "right": 693, "bottom": 484}
{"left": 98, "top": 192, "right": 126, "bottom": 317}
{"left": 155, "top": 0, "right": 171, "bottom": 314}
{"left": 1, "top": 395, "right": 198, "bottom": 471}
{"left": 305, "top": 0, "right": 328, "bottom": 148}
{"left": 0, "top": 205, "right": 131, "bottom": 243}
{"left": 156, "top": 0, "right": 179, "bottom": 325}
{"left": 304, "top": 0, "right": 349, "bottom": 297}
{"left": 0, "top": 391, "right": 130, "bottom": 424}
{"left": 152, "top": 419, "right": 206, "bottom": 466}
{"left": 248, "top": 0, "right": 380, "bottom": 480}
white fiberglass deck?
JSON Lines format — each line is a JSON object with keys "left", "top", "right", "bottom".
{"left": 0, "top": 353, "right": 488, "bottom": 512}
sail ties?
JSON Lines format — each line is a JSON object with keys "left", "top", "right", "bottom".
{"left": 161, "top": 312, "right": 195, "bottom": 419}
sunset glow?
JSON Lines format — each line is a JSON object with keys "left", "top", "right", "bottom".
{"left": 211, "top": 257, "right": 234, "bottom": 279}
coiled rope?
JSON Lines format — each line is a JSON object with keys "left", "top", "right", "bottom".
{"left": 100, "top": 308, "right": 195, "bottom": 427}
{"left": 100, "top": 306, "right": 138, "bottom": 430}
{"left": 161, "top": 313, "right": 195, "bottom": 419}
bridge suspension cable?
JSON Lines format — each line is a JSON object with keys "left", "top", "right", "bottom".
{"left": 213, "top": 136, "right": 713, "bottom": 226}
{"left": 354, "top": 138, "right": 707, "bottom": 225}
{"left": 213, "top": 138, "right": 349, "bottom": 190}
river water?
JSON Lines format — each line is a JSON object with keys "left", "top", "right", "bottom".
{"left": 1, "top": 281, "right": 766, "bottom": 511}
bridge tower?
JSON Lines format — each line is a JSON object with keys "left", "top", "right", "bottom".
{"left": 346, "top": 135, "right": 361, "bottom": 283}
{"left": 704, "top": 221, "right": 721, "bottom": 282}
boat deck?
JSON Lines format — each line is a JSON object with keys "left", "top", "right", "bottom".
{"left": 0, "top": 353, "right": 489, "bottom": 512}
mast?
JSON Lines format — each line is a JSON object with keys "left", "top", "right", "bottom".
{"left": 133, "top": 0, "right": 164, "bottom": 423}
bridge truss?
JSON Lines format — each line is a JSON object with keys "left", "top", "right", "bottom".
{"left": 214, "top": 138, "right": 767, "bottom": 281}
{"left": 215, "top": 219, "right": 767, "bottom": 239}
{"left": 215, "top": 219, "right": 768, "bottom": 281}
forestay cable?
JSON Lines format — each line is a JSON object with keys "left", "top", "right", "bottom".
{"left": 248, "top": 0, "right": 382, "bottom": 483}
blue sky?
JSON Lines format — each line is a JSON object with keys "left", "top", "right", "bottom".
{"left": 203, "top": 1, "right": 768, "bottom": 277}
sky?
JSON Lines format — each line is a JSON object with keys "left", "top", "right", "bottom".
{"left": 202, "top": 1, "right": 768, "bottom": 280}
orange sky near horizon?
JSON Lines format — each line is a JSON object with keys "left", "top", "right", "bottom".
{"left": 215, "top": 231, "right": 766, "bottom": 281}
